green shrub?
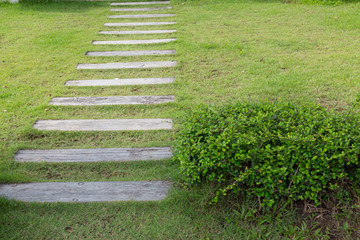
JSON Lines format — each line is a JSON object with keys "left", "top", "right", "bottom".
{"left": 175, "top": 102, "right": 360, "bottom": 207}
{"left": 286, "top": 0, "right": 342, "bottom": 5}
{"left": 19, "top": 0, "right": 51, "bottom": 4}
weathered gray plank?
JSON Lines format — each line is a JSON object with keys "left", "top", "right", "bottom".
{"left": 86, "top": 50, "right": 176, "bottom": 57}
{"left": 49, "top": 95, "right": 175, "bottom": 106}
{"left": 110, "top": 7, "right": 172, "bottom": 11}
{"left": 33, "top": 119, "right": 173, "bottom": 131}
{"left": 92, "top": 38, "right": 176, "bottom": 45}
{"left": 104, "top": 22, "right": 176, "bottom": 26}
{"left": 0, "top": 181, "right": 171, "bottom": 202}
{"left": 110, "top": 1, "right": 170, "bottom": 6}
{"left": 109, "top": 14, "right": 175, "bottom": 18}
{"left": 15, "top": 147, "right": 173, "bottom": 162}
{"left": 65, "top": 77, "right": 175, "bottom": 86}
{"left": 77, "top": 61, "right": 177, "bottom": 70}
{"left": 99, "top": 30, "right": 176, "bottom": 35}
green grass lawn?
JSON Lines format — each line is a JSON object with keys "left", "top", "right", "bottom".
{"left": 1, "top": 0, "right": 360, "bottom": 238}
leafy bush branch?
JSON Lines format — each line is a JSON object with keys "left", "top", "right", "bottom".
{"left": 175, "top": 102, "right": 360, "bottom": 207}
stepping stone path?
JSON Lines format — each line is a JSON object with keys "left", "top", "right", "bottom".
{"left": 85, "top": 49, "right": 176, "bottom": 56}
{"left": 104, "top": 22, "right": 176, "bottom": 26}
{"left": 0, "top": 1, "right": 178, "bottom": 202}
{"left": 110, "top": 7, "right": 172, "bottom": 11}
{"left": 110, "top": 1, "right": 170, "bottom": 6}
{"left": 49, "top": 95, "right": 175, "bottom": 106}
{"left": 99, "top": 29, "right": 176, "bottom": 35}
{"left": 0, "top": 181, "right": 171, "bottom": 202}
{"left": 34, "top": 119, "right": 173, "bottom": 131}
{"left": 65, "top": 77, "right": 175, "bottom": 86}
{"left": 77, "top": 61, "right": 177, "bottom": 70}
{"left": 109, "top": 14, "right": 175, "bottom": 18}
{"left": 15, "top": 147, "right": 173, "bottom": 163}
{"left": 92, "top": 38, "right": 176, "bottom": 45}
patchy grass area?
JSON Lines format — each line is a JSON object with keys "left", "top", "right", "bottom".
{"left": 1, "top": 0, "right": 360, "bottom": 238}
{"left": 0, "top": 193, "right": 328, "bottom": 240}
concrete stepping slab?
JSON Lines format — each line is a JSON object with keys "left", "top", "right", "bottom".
{"left": 85, "top": 50, "right": 176, "bottom": 57}
{"left": 65, "top": 77, "right": 175, "bottom": 86}
{"left": 109, "top": 14, "right": 175, "bottom": 18}
{"left": 77, "top": 61, "right": 177, "bottom": 70}
{"left": 15, "top": 147, "right": 173, "bottom": 162}
{"left": 33, "top": 119, "right": 173, "bottom": 131}
{"left": 92, "top": 38, "right": 176, "bottom": 45}
{"left": 49, "top": 95, "right": 175, "bottom": 106}
{"left": 99, "top": 30, "right": 176, "bottom": 35}
{"left": 111, "top": 1, "right": 170, "bottom": 6}
{"left": 104, "top": 22, "right": 176, "bottom": 27}
{"left": 110, "top": 7, "right": 172, "bottom": 11}
{"left": 0, "top": 181, "right": 171, "bottom": 202}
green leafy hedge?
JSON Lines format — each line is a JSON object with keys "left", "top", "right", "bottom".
{"left": 175, "top": 102, "right": 360, "bottom": 207}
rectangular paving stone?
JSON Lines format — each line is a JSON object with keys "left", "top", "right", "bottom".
{"left": 33, "top": 119, "right": 173, "bottom": 131}
{"left": 85, "top": 50, "right": 176, "bottom": 57}
{"left": 110, "top": 7, "right": 172, "bottom": 11}
{"left": 104, "top": 21, "right": 176, "bottom": 26}
{"left": 65, "top": 77, "right": 175, "bottom": 86}
{"left": 77, "top": 61, "right": 177, "bottom": 70}
{"left": 15, "top": 147, "right": 173, "bottom": 162}
{"left": 109, "top": 14, "right": 175, "bottom": 18}
{"left": 92, "top": 38, "right": 176, "bottom": 45}
{"left": 0, "top": 181, "right": 171, "bottom": 202}
{"left": 49, "top": 95, "right": 175, "bottom": 106}
{"left": 110, "top": 1, "right": 170, "bottom": 6}
{"left": 99, "top": 30, "right": 176, "bottom": 35}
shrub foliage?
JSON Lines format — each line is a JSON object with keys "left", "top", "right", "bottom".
{"left": 175, "top": 102, "right": 360, "bottom": 207}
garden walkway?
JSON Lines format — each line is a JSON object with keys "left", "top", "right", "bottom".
{"left": 0, "top": 0, "right": 176, "bottom": 202}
